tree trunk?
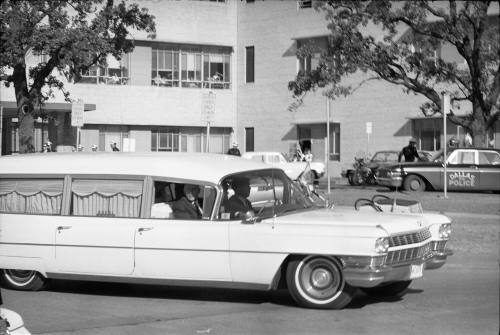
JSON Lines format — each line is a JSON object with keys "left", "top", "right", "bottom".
{"left": 18, "top": 110, "right": 35, "bottom": 153}
{"left": 13, "top": 63, "right": 35, "bottom": 153}
{"left": 470, "top": 104, "right": 486, "bottom": 147}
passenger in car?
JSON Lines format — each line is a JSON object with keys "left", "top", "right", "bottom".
{"left": 171, "top": 184, "right": 203, "bottom": 220}
{"left": 151, "top": 183, "right": 174, "bottom": 219}
{"left": 223, "top": 176, "right": 254, "bottom": 218}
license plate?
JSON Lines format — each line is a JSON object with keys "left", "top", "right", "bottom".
{"left": 410, "top": 264, "right": 424, "bottom": 279}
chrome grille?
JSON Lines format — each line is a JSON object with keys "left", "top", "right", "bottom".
{"left": 430, "top": 240, "right": 447, "bottom": 252}
{"left": 389, "top": 229, "right": 431, "bottom": 247}
{"left": 386, "top": 243, "right": 432, "bottom": 265}
{"left": 377, "top": 170, "right": 389, "bottom": 178}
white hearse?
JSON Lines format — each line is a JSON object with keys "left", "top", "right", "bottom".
{"left": 0, "top": 152, "right": 451, "bottom": 309}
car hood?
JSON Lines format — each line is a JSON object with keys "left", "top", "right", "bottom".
{"left": 272, "top": 208, "right": 426, "bottom": 235}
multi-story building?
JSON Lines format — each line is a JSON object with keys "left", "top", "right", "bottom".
{"left": 1, "top": 0, "right": 498, "bottom": 177}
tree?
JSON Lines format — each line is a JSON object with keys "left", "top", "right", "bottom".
{"left": 288, "top": 0, "right": 499, "bottom": 147}
{"left": 0, "top": 0, "right": 156, "bottom": 153}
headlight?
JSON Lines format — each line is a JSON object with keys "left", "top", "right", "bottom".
{"left": 388, "top": 168, "right": 402, "bottom": 177}
{"left": 375, "top": 237, "right": 390, "bottom": 253}
{"left": 438, "top": 223, "right": 452, "bottom": 239}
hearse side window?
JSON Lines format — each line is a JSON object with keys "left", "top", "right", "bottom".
{"left": 71, "top": 179, "right": 143, "bottom": 218}
{"left": 0, "top": 179, "right": 64, "bottom": 215}
{"left": 151, "top": 180, "right": 216, "bottom": 220}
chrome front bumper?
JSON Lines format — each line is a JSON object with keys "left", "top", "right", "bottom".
{"left": 425, "top": 248, "right": 453, "bottom": 270}
{"left": 342, "top": 248, "right": 451, "bottom": 287}
{"left": 377, "top": 176, "right": 402, "bottom": 188}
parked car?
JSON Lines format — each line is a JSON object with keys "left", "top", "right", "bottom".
{"left": 241, "top": 151, "right": 325, "bottom": 182}
{"left": 377, "top": 148, "right": 500, "bottom": 192}
{"left": 0, "top": 152, "right": 450, "bottom": 309}
{"left": 342, "top": 150, "right": 432, "bottom": 186}
{"left": 0, "top": 308, "right": 31, "bottom": 334}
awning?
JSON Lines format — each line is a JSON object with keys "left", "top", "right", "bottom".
{"left": 0, "top": 101, "right": 96, "bottom": 118}
{"left": 290, "top": 118, "right": 341, "bottom": 126}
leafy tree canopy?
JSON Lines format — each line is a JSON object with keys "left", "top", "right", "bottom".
{"left": 0, "top": 0, "right": 156, "bottom": 152}
{"left": 288, "top": 0, "right": 499, "bottom": 146}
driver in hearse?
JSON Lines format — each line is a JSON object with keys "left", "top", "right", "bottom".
{"left": 223, "top": 176, "right": 254, "bottom": 218}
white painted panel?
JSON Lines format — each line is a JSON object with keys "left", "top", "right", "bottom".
{"left": 134, "top": 220, "right": 230, "bottom": 280}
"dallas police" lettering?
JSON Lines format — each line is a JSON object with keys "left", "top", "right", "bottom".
{"left": 448, "top": 172, "right": 476, "bottom": 187}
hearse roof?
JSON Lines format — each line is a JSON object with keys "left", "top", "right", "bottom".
{"left": 0, "top": 152, "right": 272, "bottom": 184}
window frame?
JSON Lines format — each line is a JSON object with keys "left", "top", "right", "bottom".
{"left": 79, "top": 53, "right": 130, "bottom": 85}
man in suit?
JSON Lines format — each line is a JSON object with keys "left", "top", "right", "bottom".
{"left": 172, "top": 184, "right": 203, "bottom": 220}
{"left": 223, "top": 176, "right": 253, "bottom": 219}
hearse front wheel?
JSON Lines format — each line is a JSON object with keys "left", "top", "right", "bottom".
{"left": 286, "top": 256, "right": 354, "bottom": 309}
{"left": 0, "top": 269, "right": 47, "bottom": 291}
{"left": 360, "top": 280, "right": 412, "bottom": 297}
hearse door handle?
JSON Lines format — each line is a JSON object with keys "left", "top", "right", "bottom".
{"left": 138, "top": 227, "right": 154, "bottom": 233}
{"left": 57, "top": 226, "right": 72, "bottom": 232}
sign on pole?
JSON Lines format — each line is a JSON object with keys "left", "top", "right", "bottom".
{"left": 201, "top": 92, "right": 216, "bottom": 123}
{"left": 202, "top": 92, "right": 216, "bottom": 152}
{"left": 366, "top": 122, "right": 372, "bottom": 134}
{"left": 71, "top": 101, "right": 85, "bottom": 127}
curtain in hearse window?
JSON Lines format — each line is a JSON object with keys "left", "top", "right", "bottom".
{"left": 0, "top": 179, "right": 63, "bottom": 214}
{"left": 71, "top": 179, "right": 143, "bottom": 218}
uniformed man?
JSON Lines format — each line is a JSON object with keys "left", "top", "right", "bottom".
{"left": 398, "top": 138, "right": 421, "bottom": 162}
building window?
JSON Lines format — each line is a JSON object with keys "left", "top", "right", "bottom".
{"left": 245, "top": 127, "right": 254, "bottom": 152}
{"left": 151, "top": 129, "right": 180, "bottom": 152}
{"left": 297, "top": 0, "right": 312, "bottom": 9}
{"left": 246, "top": 46, "right": 255, "bottom": 83}
{"left": 329, "top": 123, "right": 340, "bottom": 161}
{"left": 203, "top": 54, "right": 231, "bottom": 89}
{"left": 151, "top": 45, "right": 231, "bottom": 90}
{"left": 181, "top": 51, "right": 203, "bottom": 88}
{"left": 79, "top": 54, "right": 130, "bottom": 85}
{"left": 296, "top": 37, "right": 326, "bottom": 74}
{"left": 152, "top": 49, "right": 179, "bottom": 87}
{"left": 414, "top": 119, "right": 441, "bottom": 151}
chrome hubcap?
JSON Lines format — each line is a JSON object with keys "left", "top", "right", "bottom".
{"left": 311, "top": 268, "right": 332, "bottom": 289}
{"left": 298, "top": 257, "right": 342, "bottom": 300}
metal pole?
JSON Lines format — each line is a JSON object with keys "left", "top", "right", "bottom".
{"left": 0, "top": 105, "right": 3, "bottom": 156}
{"left": 443, "top": 93, "right": 449, "bottom": 199}
{"left": 206, "top": 122, "right": 210, "bottom": 153}
{"left": 326, "top": 97, "right": 331, "bottom": 194}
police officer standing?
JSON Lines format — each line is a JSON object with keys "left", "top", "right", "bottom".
{"left": 227, "top": 142, "right": 241, "bottom": 156}
{"left": 398, "top": 138, "right": 421, "bottom": 162}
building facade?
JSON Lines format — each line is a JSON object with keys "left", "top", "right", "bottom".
{"left": 1, "top": 0, "right": 498, "bottom": 177}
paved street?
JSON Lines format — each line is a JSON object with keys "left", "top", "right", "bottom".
{"left": 2, "top": 184, "right": 499, "bottom": 335}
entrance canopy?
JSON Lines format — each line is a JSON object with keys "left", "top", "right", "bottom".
{"left": 0, "top": 101, "right": 96, "bottom": 118}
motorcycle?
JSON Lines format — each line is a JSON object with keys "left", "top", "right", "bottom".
{"left": 349, "top": 157, "right": 377, "bottom": 186}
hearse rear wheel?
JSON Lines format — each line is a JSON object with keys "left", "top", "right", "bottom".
{"left": 286, "top": 256, "right": 354, "bottom": 309}
{"left": 0, "top": 269, "right": 47, "bottom": 291}
{"left": 360, "top": 280, "right": 412, "bottom": 297}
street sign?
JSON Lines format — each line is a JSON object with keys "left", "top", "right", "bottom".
{"left": 366, "top": 122, "right": 372, "bottom": 135}
{"left": 201, "top": 92, "right": 216, "bottom": 122}
{"left": 71, "top": 101, "right": 85, "bottom": 127}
